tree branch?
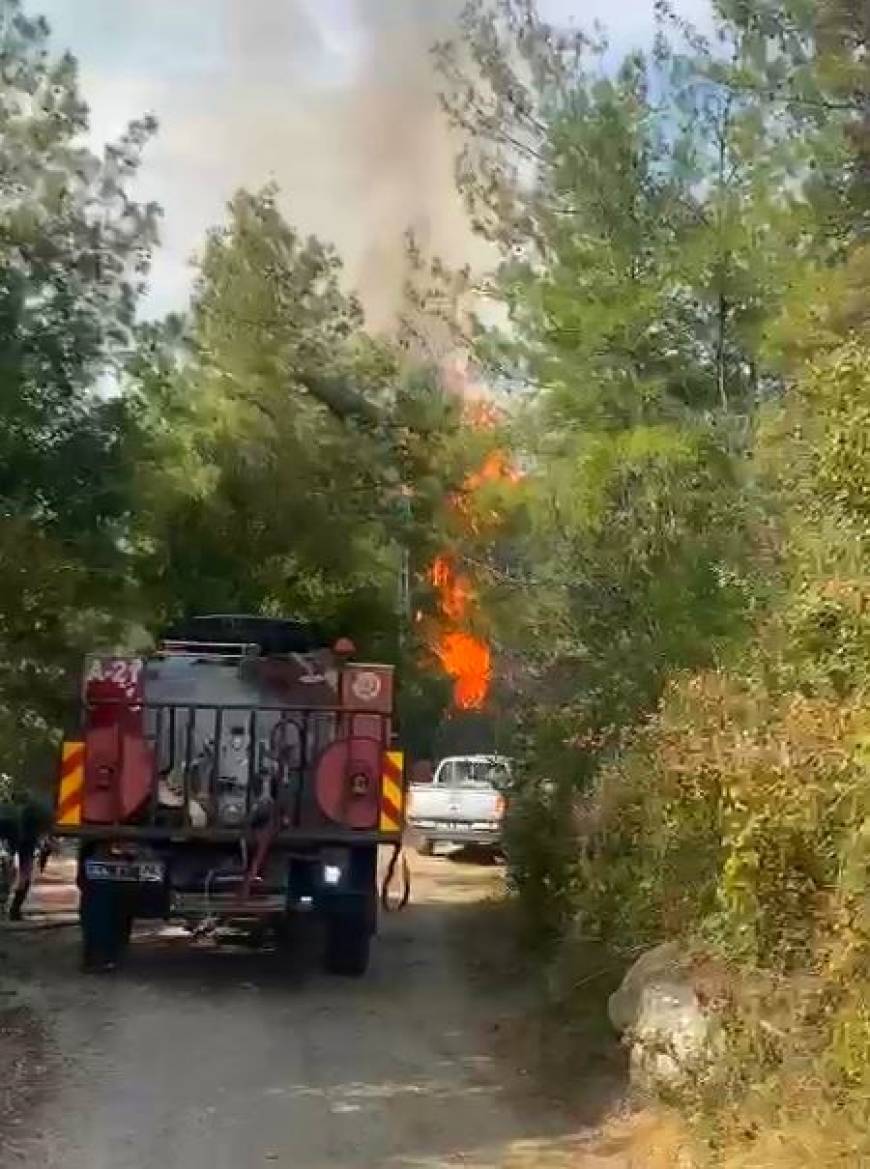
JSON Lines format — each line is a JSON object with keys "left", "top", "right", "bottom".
{"left": 298, "top": 371, "right": 382, "bottom": 426}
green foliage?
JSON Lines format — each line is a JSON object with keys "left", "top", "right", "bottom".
{"left": 549, "top": 288, "right": 870, "bottom": 1168}
{"left": 0, "top": 0, "right": 158, "bottom": 789}
{"left": 502, "top": 781, "right": 583, "bottom": 945}
{"left": 126, "top": 187, "right": 482, "bottom": 680}
{"left": 4, "top": 18, "right": 870, "bottom": 1165}
{"left": 795, "top": 343, "right": 870, "bottom": 526}
{"left": 431, "top": 2, "right": 870, "bottom": 1160}
{"left": 0, "top": 2, "right": 479, "bottom": 785}
{"left": 130, "top": 187, "right": 395, "bottom": 637}
{"left": 433, "top": 3, "right": 786, "bottom": 852}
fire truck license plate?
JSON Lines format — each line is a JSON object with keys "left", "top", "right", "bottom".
{"left": 85, "top": 860, "right": 165, "bottom": 883}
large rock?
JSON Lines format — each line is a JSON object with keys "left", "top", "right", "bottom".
{"left": 609, "top": 942, "right": 712, "bottom": 1090}
{"left": 608, "top": 941, "right": 684, "bottom": 1031}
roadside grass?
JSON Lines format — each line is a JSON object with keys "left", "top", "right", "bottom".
{"left": 448, "top": 888, "right": 630, "bottom": 1122}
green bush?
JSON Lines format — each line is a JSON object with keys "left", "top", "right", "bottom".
{"left": 503, "top": 781, "right": 583, "bottom": 948}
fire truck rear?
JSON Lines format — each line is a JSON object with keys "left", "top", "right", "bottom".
{"left": 53, "top": 616, "right": 405, "bottom": 976}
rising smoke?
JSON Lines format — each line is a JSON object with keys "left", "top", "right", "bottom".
{"left": 216, "top": 0, "right": 478, "bottom": 332}
{"left": 48, "top": 0, "right": 692, "bottom": 326}
{"left": 46, "top": 0, "right": 482, "bottom": 329}
{"left": 345, "top": 0, "right": 476, "bottom": 329}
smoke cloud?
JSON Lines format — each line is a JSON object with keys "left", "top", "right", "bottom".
{"left": 343, "top": 0, "right": 477, "bottom": 329}
{"left": 190, "top": 0, "right": 480, "bottom": 331}
{"left": 43, "top": 0, "right": 712, "bottom": 326}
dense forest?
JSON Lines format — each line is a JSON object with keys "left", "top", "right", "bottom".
{"left": 2, "top": 0, "right": 870, "bottom": 1161}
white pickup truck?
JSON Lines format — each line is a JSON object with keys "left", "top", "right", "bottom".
{"left": 408, "top": 754, "right": 511, "bottom": 855}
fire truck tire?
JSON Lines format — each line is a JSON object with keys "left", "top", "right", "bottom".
{"left": 323, "top": 908, "right": 371, "bottom": 977}
{"left": 80, "top": 885, "right": 132, "bottom": 972}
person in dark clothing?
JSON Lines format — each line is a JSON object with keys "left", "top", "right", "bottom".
{"left": 0, "top": 803, "right": 19, "bottom": 915}
{"left": 38, "top": 835, "right": 55, "bottom": 873}
{"left": 0, "top": 798, "right": 53, "bottom": 920}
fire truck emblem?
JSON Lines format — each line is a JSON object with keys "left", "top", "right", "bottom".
{"left": 350, "top": 671, "right": 382, "bottom": 703}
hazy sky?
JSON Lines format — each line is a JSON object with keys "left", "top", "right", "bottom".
{"left": 37, "top": 0, "right": 713, "bottom": 328}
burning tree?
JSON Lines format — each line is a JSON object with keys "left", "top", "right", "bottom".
{"left": 424, "top": 392, "right": 519, "bottom": 714}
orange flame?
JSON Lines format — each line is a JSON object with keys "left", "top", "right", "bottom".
{"left": 439, "top": 631, "right": 491, "bottom": 710}
{"left": 429, "top": 554, "right": 491, "bottom": 711}
{"left": 427, "top": 390, "right": 517, "bottom": 712}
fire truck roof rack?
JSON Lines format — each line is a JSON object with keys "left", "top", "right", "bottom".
{"left": 160, "top": 615, "right": 330, "bottom": 657}
{"left": 157, "top": 639, "right": 260, "bottom": 660}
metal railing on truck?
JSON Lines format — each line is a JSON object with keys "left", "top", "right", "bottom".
{"left": 63, "top": 699, "right": 398, "bottom": 841}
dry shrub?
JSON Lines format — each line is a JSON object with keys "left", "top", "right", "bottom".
{"left": 521, "top": 645, "right": 870, "bottom": 1165}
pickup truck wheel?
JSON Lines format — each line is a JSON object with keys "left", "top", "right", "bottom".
{"left": 418, "top": 838, "right": 434, "bottom": 857}
{"left": 323, "top": 909, "right": 371, "bottom": 977}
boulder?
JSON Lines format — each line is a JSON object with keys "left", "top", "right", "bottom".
{"left": 608, "top": 941, "right": 684, "bottom": 1031}
{"left": 609, "top": 942, "right": 712, "bottom": 1090}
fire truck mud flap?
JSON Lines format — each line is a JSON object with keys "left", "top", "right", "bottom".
{"left": 80, "top": 882, "right": 135, "bottom": 971}
{"left": 322, "top": 898, "right": 374, "bottom": 977}
{"left": 315, "top": 845, "right": 378, "bottom": 976}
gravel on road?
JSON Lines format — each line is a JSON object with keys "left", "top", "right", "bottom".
{"left": 0, "top": 849, "right": 632, "bottom": 1169}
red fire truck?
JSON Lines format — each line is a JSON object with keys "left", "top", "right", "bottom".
{"left": 53, "top": 616, "right": 405, "bottom": 976}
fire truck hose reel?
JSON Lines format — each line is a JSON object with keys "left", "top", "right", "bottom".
{"left": 315, "top": 737, "right": 381, "bottom": 829}
{"left": 380, "top": 843, "right": 410, "bottom": 913}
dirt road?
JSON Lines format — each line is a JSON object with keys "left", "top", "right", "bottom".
{"left": 0, "top": 851, "right": 629, "bottom": 1169}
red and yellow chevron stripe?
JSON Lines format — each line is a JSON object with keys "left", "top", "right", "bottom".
{"left": 380, "top": 751, "right": 404, "bottom": 834}
{"left": 56, "top": 740, "right": 85, "bottom": 826}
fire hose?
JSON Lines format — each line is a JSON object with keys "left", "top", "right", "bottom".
{"left": 238, "top": 807, "right": 280, "bottom": 904}
{"left": 380, "top": 842, "right": 411, "bottom": 912}
{"left": 240, "top": 812, "right": 411, "bottom": 914}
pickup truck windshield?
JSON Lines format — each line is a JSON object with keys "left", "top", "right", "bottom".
{"left": 439, "top": 759, "right": 510, "bottom": 788}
